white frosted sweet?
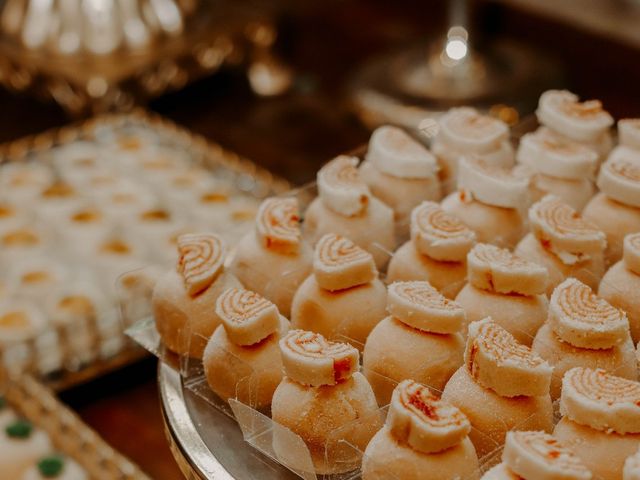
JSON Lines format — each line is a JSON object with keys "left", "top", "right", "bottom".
{"left": 537, "top": 90, "right": 613, "bottom": 142}
{"left": 597, "top": 146, "right": 640, "bottom": 208}
{"left": 517, "top": 127, "right": 598, "bottom": 180}
{"left": 457, "top": 156, "right": 529, "bottom": 209}
{"left": 366, "top": 126, "right": 438, "bottom": 179}
{"left": 317, "top": 156, "right": 371, "bottom": 216}
{"left": 437, "top": 107, "right": 509, "bottom": 153}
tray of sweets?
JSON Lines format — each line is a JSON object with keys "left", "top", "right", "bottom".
{"left": 1, "top": 373, "right": 150, "bottom": 479}
{"left": 0, "top": 110, "right": 289, "bottom": 391}
{"left": 133, "top": 91, "right": 640, "bottom": 480}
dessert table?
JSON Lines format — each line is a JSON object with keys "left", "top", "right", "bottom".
{"left": 3, "top": 1, "right": 640, "bottom": 478}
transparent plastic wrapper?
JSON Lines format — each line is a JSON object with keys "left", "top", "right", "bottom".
{"left": 120, "top": 266, "right": 190, "bottom": 376}
{"left": 222, "top": 371, "right": 545, "bottom": 479}
{"left": 228, "top": 391, "right": 382, "bottom": 479}
{"left": 184, "top": 332, "right": 260, "bottom": 419}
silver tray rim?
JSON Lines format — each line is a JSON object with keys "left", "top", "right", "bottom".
{"left": 158, "top": 362, "right": 235, "bottom": 480}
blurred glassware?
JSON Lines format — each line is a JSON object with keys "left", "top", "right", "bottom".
{"left": 1, "top": 0, "right": 194, "bottom": 55}
{"left": 349, "top": 0, "right": 562, "bottom": 133}
{"left": 0, "top": 0, "right": 277, "bottom": 114}
{"left": 244, "top": 20, "right": 293, "bottom": 97}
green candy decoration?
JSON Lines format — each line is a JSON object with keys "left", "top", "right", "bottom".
{"left": 38, "top": 455, "right": 65, "bottom": 477}
{"left": 5, "top": 419, "right": 32, "bottom": 438}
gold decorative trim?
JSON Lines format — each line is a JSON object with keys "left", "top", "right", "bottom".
{"left": 0, "top": 109, "right": 290, "bottom": 194}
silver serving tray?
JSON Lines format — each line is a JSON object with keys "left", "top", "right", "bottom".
{"left": 159, "top": 362, "right": 301, "bottom": 480}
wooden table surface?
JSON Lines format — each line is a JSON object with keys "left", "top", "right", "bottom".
{"left": 3, "top": 1, "right": 640, "bottom": 478}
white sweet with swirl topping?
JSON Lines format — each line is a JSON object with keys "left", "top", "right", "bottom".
{"left": 216, "top": 288, "right": 280, "bottom": 346}
{"left": 313, "top": 233, "right": 376, "bottom": 291}
{"left": 549, "top": 278, "right": 629, "bottom": 349}
{"left": 597, "top": 146, "right": 640, "bottom": 208}
{"left": 467, "top": 243, "right": 547, "bottom": 296}
{"left": 317, "top": 155, "right": 370, "bottom": 216}
{"left": 465, "top": 318, "right": 552, "bottom": 397}
{"left": 437, "top": 107, "right": 509, "bottom": 154}
{"left": 619, "top": 119, "right": 640, "bottom": 151}
{"left": 536, "top": 90, "right": 613, "bottom": 142}
{"left": 517, "top": 127, "right": 598, "bottom": 180}
{"left": 560, "top": 367, "right": 640, "bottom": 434}
{"left": 280, "top": 329, "right": 359, "bottom": 386}
{"left": 410, "top": 201, "right": 476, "bottom": 262}
{"left": 529, "top": 195, "right": 606, "bottom": 264}
{"left": 458, "top": 156, "right": 530, "bottom": 209}
{"left": 387, "top": 281, "right": 465, "bottom": 334}
{"left": 503, "top": 431, "right": 592, "bottom": 480}
{"left": 365, "top": 126, "right": 438, "bottom": 179}
{"left": 624, "top": 233, "right": 640, "bottom": 276}
{"left": 255, "top": 197, "right": 301, "bottom": 254}
{"left": 387, "top": 380, "right": 470, "bottom": 454}
{"left": 176, "top": 233, "right": 225, "bottom": 296}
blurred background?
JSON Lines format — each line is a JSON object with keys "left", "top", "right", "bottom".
{"left": 1, "top": 0, "right": 640, "bottom": 477}
{"left": 2, "top": 0, "right": 640, "bottom": 186}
